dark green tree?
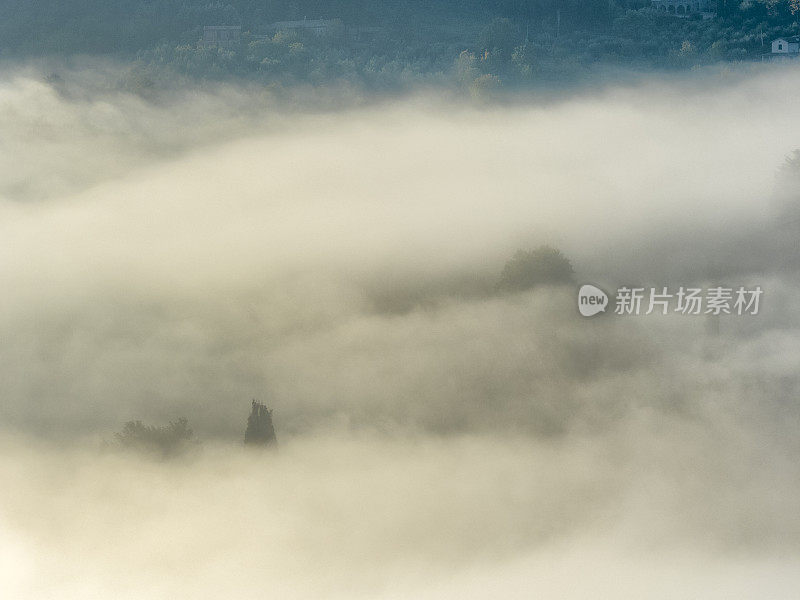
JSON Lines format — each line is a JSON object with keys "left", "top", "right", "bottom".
{"left": 244, "top": 400, "right": 277, "bottom": 447}
{"left": 113, "top": 417, "right": 198, "bottom": 457}
{"left": 498, "top": 245, "right": 574, "bottom": 291}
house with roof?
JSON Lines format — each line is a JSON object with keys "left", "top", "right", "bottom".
{"left": 772, "top": 36, "right": 800, "bottom": 55}
{"left": 762, "top": 36, "right": 800, "bottom": 61}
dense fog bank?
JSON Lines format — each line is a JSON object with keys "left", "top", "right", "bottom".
{"left": 1, "top": 63, "right": 800, "bottom": 598}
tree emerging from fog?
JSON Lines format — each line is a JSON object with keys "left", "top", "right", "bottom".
{"left": 113, "top": 417, "right": 199, "bottom": 458}
{"left": 244, "top": 400, "right": 277, "bottom": 447}
{"left": 778, "top": 149, "right": 800, "bottom": 182}
{"left": 498, "top": 245, "right": 574, "bottom": 292}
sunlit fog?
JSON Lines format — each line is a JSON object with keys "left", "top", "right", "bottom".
{"left": 2, "top": 45, "right": 800, "bottom": 599}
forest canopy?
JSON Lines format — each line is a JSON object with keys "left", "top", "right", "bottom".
{"left": 2, "top": 1, "right": 800, "bottom": 95}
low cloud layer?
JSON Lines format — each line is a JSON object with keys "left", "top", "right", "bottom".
{"left": 1, "top": 63, "right": 799, "bottom": 598}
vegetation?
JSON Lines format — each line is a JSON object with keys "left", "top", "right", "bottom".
{"left": 244, "top": 400, "right": 278, "bottom": 447}
{"left": 5, "top": 1, "right": 800, "bottom": 95}
{"left": 778, "top": 148, "right": 800, "bottom": 182}
{"left": 109, "top": 403, "right": 278, "bottom": 457}
{"left": 498, "top": 245, "right": 575, "bottom": 291}
{"left": 775, "top": 149, "right": 800, "bottom": 216}
{"left": 113, "top": 417, "right": 199, "bottom": 457}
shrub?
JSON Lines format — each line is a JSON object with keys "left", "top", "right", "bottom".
{"left": 113, "top": 417, "right": 199, "bottom": 458}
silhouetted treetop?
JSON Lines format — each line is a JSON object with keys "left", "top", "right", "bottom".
{"left": 244, "top": 400, "right": 277, "bottom": 447}
{"left": 498, "top": 245, "right": 574, "bottom": 291}
{"left": 113, "top": 417, "right": 199, "bottom": 458}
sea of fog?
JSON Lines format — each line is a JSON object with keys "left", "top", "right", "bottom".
{"left": 1, "top": 63, "right": 799, "bottom": 598}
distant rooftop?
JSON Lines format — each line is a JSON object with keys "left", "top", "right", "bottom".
{"left": 270, "top": 19, "right": 333, "bottom": 28}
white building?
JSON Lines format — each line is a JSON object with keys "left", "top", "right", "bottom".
{"left": 268, "top": 19, "right": 338, "bottom": 36}
{"left": 772, "top": 36, "right": 800, "bottom": 55}
{"left": 651, "top": 0, "right": 712, "bottom": 15}
{"left": 202, "top": 26, "right": 242, "bottom": 48}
